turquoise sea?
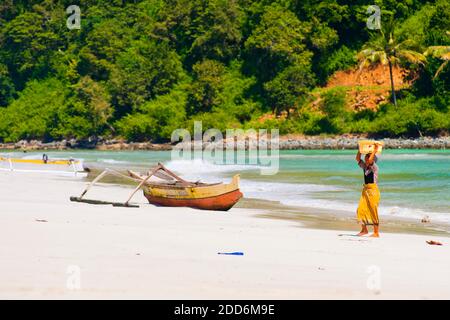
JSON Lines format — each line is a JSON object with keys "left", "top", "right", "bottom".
{"left": 2, "top": 149, "right": 449, "bottom": 223}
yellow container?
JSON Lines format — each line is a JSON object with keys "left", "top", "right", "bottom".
{"left": 358, "top": 140, "right": 383, "bottom": 154}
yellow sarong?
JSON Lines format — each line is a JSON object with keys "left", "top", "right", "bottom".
{"left": 357, "top": 183, "right": 380, "bottom": 225}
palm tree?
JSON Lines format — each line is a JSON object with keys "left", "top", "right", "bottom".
{"left": 424, "top": 32, "right": 450, "bottom": 79}
{"left": 357, "top": 19, "right": 426, "bottom": 107}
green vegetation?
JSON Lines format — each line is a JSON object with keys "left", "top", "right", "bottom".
{"left": 0, "top": 0, "right": 448, "bottom": 143}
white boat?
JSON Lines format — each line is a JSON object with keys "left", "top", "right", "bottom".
{"left": 0, "top": 155, "right": 87, "bottom": 177}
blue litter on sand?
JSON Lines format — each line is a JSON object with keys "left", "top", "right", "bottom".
{"left": 218, "top": 252, "right": 244, "bottom": 256}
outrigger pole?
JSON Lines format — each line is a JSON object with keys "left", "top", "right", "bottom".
{"left": 70, "top": 165, "right": 163, "bottom": 208}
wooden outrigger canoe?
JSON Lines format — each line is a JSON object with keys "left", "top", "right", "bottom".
{"left": 70, "top": 163, "right": 243, "bottom": 210}
{"left": 0, "top": 156, "right": 86, "bottom": 176}
{"left": 128, "top": 164, "right": 243, "bottom": 211}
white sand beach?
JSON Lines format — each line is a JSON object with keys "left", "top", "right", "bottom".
{"left": 1, "top": 172, "right": 449, "bottom": 300}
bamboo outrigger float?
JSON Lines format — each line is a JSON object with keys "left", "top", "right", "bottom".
{"left": 70, "top": 163, "right": 243, "bottom": 211}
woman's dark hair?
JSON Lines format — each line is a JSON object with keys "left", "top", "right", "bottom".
{"left": 364, "top": 153, "right": 378, "bottom": 163}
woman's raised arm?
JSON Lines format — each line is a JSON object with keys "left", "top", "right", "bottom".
{"left": 368, "top": 143, "right": 379, "bottom": 164}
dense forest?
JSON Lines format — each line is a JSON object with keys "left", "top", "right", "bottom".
{"left": 0, "top": 0, "right": 449, "bottom": 143}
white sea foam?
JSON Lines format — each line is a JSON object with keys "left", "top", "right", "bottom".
{"left": 165, "top": 159, "right": 261, "bottom": 178}
{"left": 98, "top": 159, "right": 131, "bottom": 165}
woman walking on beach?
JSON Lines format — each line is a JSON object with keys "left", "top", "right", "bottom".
{"left": 356, "top": 143, "right": 381, "bottom": 237}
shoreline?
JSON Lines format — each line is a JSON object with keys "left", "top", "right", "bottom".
{"left": 82, "top": 168, "right": 450, "bottom": 233}
{"left": 238, "top": 198, "right": 450, "bottom": 237}
{"left": 1, "top": 135, "right": 449, "bottom": 151}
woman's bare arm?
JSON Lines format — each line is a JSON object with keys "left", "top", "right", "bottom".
{"left": 356, "top": 151, "right": 362, "bottom": 162}
{"left": 368, "top": 144, "right": 379, "bottom": 164}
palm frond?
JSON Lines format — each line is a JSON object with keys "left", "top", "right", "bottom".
{"left": 389, "top": 56, "right": 400, "bottom": 65}
{"left": 395, "top": 39, "right": 416, "bottom": 50}
{"left": 433, "top": 60, "right": 449, "bottom": 79}
{"left": 397, "top": 50, "right": 426, "bottom": 65}
{"left": 357, "top": 49, "right": 389, "bottom": 69}
{"left": 425, "top": 46, "right": 450, "bottom": 60}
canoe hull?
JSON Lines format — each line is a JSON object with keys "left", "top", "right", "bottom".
{"left": 144, "top": 189, "right": 243, "bottom": 211}
{"left": 142, "top": 174, "right": 243, "bottom": 211}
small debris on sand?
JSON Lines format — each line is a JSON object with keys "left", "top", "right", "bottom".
{"left": 35, "top": 219, "right": 48, "bottom": 223}
{"left": 426, "top": 240, "right": 443, "bottom": 246}
{"left": 421, "top": 216, "right": 430, "bottom": 223}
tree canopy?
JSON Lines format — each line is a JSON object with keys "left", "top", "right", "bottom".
{"left": 0, "top": 0, "right": 448, "bottom": 142}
